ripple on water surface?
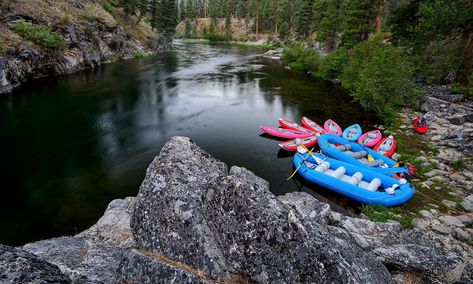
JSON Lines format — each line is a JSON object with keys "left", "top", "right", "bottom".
{"left": 0, "top": 40, "right": 379, "bottom": 245}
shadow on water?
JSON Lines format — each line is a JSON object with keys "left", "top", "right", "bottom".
{"left": 0, "top": 40, "right": 377, "bottom": 245}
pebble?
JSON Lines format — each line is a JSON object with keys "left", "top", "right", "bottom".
{"left": 414, "top": 156, "right": 429, "bottom": 163}
{"left": 424, "top": 169, "right": 448, "bottom": 178}
{"left": 412, "top": 218, "right": 430, "bottom": 230}
{"left": 462, "top": 195, "right": 473, "bottom": 212}
{"left": 455, "top": 214, "right": 473, "bottom": 223}
{"left": 429, "top": 209, "right": 439, "bottom": 216}
{"left": 464, "top": 172, "right": 473, "bottom": 179}
{"left": 432, "top": 224, "right": 452, "bottom": 235}
{"left": 438, "top": 215, "right": 464, "bottom": 227}
{"left": 452, "top": 228, "right": 470, "bottom": 241}
{"left": 428, "top": 203, "right": 439, "bottom": 209}
{"left": 441, "top": 200, "right": 457, "bottom": 208}
{"left": 428, "top": 176, "right": 445, "bottom": 182}
{"left": 419, "top": 210, "right": 434, "bottom": 219}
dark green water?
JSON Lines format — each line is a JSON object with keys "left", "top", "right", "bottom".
{"left": 0, "top": 41, "right": 379, "bottom": 245}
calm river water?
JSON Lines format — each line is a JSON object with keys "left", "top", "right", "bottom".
{"left": 0, "top": 40, "right": 379, "bottom": 245}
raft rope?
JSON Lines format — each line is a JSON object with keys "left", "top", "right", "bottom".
{"left": 287, "top": 144, "right": 316, "bottom": 180}
{"left": 287, "top": 141, "right": 330, "bottom": 180}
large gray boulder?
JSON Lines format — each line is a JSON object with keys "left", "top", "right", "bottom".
{"left": 117, "top": 249, "right": 210, "bottom": 283}
{"left": 23, "top": 236, "right": 127, "bottom": 283}
{"left": 131, "top": 136, "right": 393, "bottom": 283}
{"left": 131, "top": 136, "right": 229, "bottom": 277}
{"left": 0, "top": 244, "right": 71, "bottom": 283}
{"left": 204, "top": 166, "right": 392, "bottom": 283}
{"left": 279, "top": 192, "right": 466, "bottom": 283}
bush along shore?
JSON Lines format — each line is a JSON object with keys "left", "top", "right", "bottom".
{"left": 0, "top": 0, "right": 169, "bottom": 96}
{"left": 0, "top": 137, "right": 471, "bottom": 283}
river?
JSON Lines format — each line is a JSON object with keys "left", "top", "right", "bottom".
{"left": 0, "top": 40, "right": 379, "bottom": 245}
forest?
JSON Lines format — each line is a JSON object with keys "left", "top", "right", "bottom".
{"left": 93, "top": 0, "right": 473, "bottom": 123}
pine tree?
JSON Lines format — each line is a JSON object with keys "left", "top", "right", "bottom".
{"left": 341, "top": 0, "right": 381, "bottom": 48}
{"left": 179, "top": 0, "right": 186, "bottom": 21}
{"left": 225, "top": 14, "right": 232, "bottom": 39}
{"left": 313, "top": 0, "right": 344, "bottom": 51}
{"left": 296, "top": 0, "right": 313, "bottom": 39}
{"left": 157, "top": 0, "right": 178, "bottom": 38}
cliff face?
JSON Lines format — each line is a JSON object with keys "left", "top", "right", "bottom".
{"left": 0, "top": 0, "right": 159, "bottom": 95}
{"left": 0, "top": 137, "right": 470, "bottom": 283}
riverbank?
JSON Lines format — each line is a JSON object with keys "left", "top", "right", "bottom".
{"left": 357, "top": 85, "right": 473, "bottom": 241}
{"left": 1, "top": 136, "right": 471, "bottom": 283}
{"left": 268, "top": 46, "right": 473, "bottom": 241}
{"left": 0, "top": 0, "right": 160, "bottom": 96}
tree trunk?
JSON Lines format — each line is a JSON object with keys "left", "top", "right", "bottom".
{"left": 255, "top": 4, "right": 259, "bottom": 39}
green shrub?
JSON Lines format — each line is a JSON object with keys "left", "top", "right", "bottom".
{"left": 60, "top": 14, "right": 72, "bottom": 26}
{"left": 341, "top": 37, "right": 421, "bottom": 123}
{"left": 15, "top": 22, "right": 68, "bottom": 50}
{"left": 415, "top": 38, "right": 465, "bottom": 84}
{"left": 315, "top": 48, "right": 348, "bottom": 79}
{"left": 281, "top": 45, "right": 321, "bottom": 72}
{"left": 452, "top": 159, "right": 464, "bottom": 171}
{"left": 101, "top": 0, "right": 114, "bottom": 14}
{"left": 132, "top": 51, "right": 147, "bottom": 58}
{"left": 467, "top": 71, "right": 473, "bottom": 97}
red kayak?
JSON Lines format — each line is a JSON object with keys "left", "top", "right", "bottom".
{"left": 413, "top": 117, "right": 428, "bottom": 134}
{"left": 279, "top": 134, "right": 319, "bottom": 151}
{"left": 278, "top": 118, "right": 314, "bottom": 133}
{"left": 374, "top": 135, "right": 397, "bottom": 157}
{"left": 301, "top": 117, "right": 326, "bottom": 133}
{"left": 260, "top": 126, "right": 314, "bottom": 139}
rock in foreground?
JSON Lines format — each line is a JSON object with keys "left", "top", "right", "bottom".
{"left": 1, "top": 136, "right": 470, "bottom": 283}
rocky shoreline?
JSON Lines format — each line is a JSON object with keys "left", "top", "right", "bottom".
{"left": 1, "top": 136, "right": 471, "bottom": 283}
{"left": 0, "top": 0, "right": 163, "bottom": 96}
{"left": 395, "top": 85, "right": 473, "bottom": 243}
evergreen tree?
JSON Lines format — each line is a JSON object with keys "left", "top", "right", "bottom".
{"left": 179, "top": 0, "right": 187, "bottom": 21}
{"left": 296, "top": 0, "right": 313, "bottom": 39}
{"left": 157, "top": 0, "right": 178, "bottom": 38}
{"left": 186, "top": 0, "right": 195, "bottom": 19}
{"left": 225, "top": 14, "right": 232, "bottom": 39}
{"left": 313, "top": 0, "right": 344, "bottom": 51}
{"left": 341, "top": 0, "right": 381, "bottom": 48}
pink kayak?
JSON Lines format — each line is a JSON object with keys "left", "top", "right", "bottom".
{"left": 260, "top": 126, "right": 314, "bottom": 139}
{"left": 301, "top": 117, "right": 326, "bottom": 133}
{"left": 324, "top": 119, "right": 342, "bottom": 136}
{"left": 358, "top": 130, "right": 382, "bottom": 148}
{"left": 278, "top": 118, "right": 314, "bottom": 133}
{"left": 279, "top": 134, "right": 319, "bottom": 151}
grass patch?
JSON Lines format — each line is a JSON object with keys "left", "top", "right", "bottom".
{"left": 132, "top": 50, "right": 151, "bottom": 58}
{"left": 14, "top": 22, "right": 68, "bottom": 50}
{"left": 362, "top": 205, "right": 416, "bottom": 229}
{"left": 101, "top": 0, "right": 114, "bottom": 14}
{"left": 0, "top": 36, "right": 7, "bottom": 54}
{"left": 452, "top": 158, "right": 464, "bottom": 171}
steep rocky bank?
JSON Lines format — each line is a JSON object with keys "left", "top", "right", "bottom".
{"left": 0, "top": 0, "right": 161, "bottom": 95}
{"left": 0, "top": 136, "right": 471, "bottom": 283}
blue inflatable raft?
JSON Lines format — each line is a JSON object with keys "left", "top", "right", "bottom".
{"left": 317, "top": 134, "right": 409, "bottom": 177}
{"left": 342, "top": 124, "right": 362, "bottom": 141}
{"left": 294, "top": 151, "right": 415, "bottom": 206}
